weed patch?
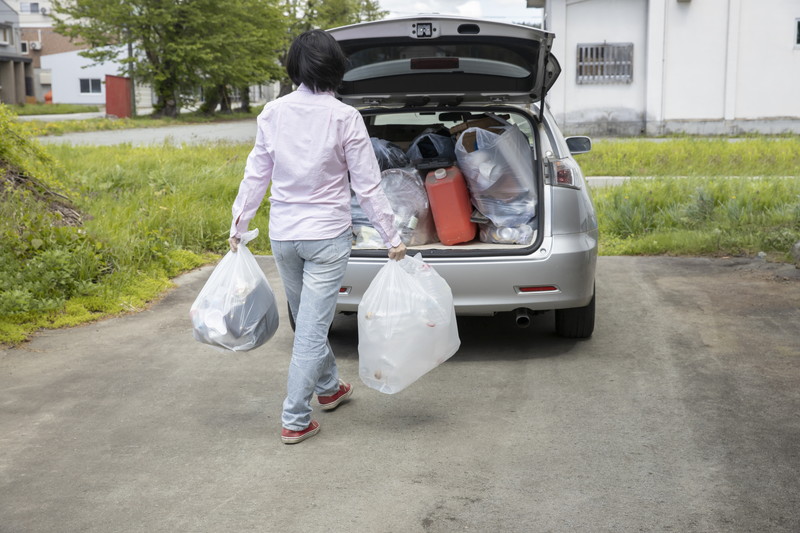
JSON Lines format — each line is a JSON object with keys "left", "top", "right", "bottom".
{"left": 592, "top": 177, "right": 800, "bottom": 260}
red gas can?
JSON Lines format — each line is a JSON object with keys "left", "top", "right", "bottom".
{"left": 425, "top": 166, "right": 477, "bottom": 245}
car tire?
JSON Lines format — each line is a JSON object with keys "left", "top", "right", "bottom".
{"left": 555, "top": 288, "right": 595, "bottom": 339}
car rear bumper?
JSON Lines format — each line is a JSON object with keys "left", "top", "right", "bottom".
{"left": 336, "top": 230, "right": 597, "bottom": 316}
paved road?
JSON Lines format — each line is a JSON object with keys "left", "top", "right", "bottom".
{"left": 2, "top": 256, "right": 799, "bottom": 532}
{"left": 35, "top": 118, "right": 259, "bottom": 146}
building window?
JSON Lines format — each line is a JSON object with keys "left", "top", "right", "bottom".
{"left": 796, "top": 18, "right": 800, "bottom": 46}
{"left": 576, "top": 43, "right": 633, "bottom": 84}
{"left": 80, "top": 78, "right": 103, "bottom": 94}
{"left": 20, "top": 2, "right": 40, "bottom": 14}
{"left": 20, "top": 41, "right": 29, "bottom": 54}
{"left": 0, "top": 25, "right": 12, "bottom": 45}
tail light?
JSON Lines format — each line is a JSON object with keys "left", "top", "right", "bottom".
{"left": 548, "top": 158, "right": 583, "bottom": 190}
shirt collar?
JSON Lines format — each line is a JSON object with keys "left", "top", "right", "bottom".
{"left": 297, "top": 83, "right": 334, "bottom": 96}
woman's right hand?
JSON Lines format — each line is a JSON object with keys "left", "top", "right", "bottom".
{"left": 388, "top": 242, "right": 406, "bottom": 261}
{"left": 228, "top": 236, "right": 241, "bottom": 253}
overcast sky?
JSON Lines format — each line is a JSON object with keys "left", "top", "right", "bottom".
{"left": 377, "top": 0, "right": 544, "bottom": 26}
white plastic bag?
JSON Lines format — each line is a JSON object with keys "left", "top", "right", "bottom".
{"left": 190, "top": 229, "right": 279, "bottom": 351}
{"left": 358, "top": 254, "right": 460, "bottom": 394}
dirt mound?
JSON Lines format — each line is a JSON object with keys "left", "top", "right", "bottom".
{"left": 1, "top": 162, "right": 83, "bottom": 226}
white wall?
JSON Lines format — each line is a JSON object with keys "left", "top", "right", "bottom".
{"left": 41, "top": 49, "right": 123, "bottom": 105}
{"left": 547, "top": 0, "right": 648, "bottom": 134}
{"left": 14, "top": 1, "right": 54, "bottom": 28}
{"left": 574, "top": 0, "right": 646, "bottom": 129}
{"left": 662, "top": 0, "right": 729, "bottom": 121}
{"left": 734, "top": 0, "right": 800, "bottom": 120}
{"left": 547, "top": 0, "right": 800, "bottom": 135}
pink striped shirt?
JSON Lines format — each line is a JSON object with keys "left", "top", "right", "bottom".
{"left": 230, "top": 84, "right": 401, "bottom": 248}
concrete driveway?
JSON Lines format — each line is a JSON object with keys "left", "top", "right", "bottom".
{"left": 1, "top": 255, "right": 799, "bottom": 532}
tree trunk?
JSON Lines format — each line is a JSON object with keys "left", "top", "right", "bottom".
{"left": 199, "top": 85, "right": 220, "bottom": 115}
{"left": 152, "top": 78, "right": 179, "bottom": 118}
{"left": 218, "top": 85, "right": 232, "bottom": 114}
{"left": 238, "top": 86, "right": 251, "bottom": 113}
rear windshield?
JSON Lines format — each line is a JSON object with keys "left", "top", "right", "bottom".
{"left": 367, "top": 110, "right": 535, "bottom": 147}
{"left": 345, "top": 43, "right": 532, "bottom": 80}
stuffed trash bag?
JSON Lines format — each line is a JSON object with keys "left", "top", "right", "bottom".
{"left": 455, "top": 123, "right": 537, "bottom": 228}
{"left": 406, "top": 130, "right": 457, "bottom": 165}
{"left": 190, "top": 229, "right": 279, "bottom": 351}
{"left": 371, "top": 137, "right": 410, "bottom": 171}
{"left": 358, "top": 254, "right": 460, "bottom": 394}
{"left": 380, "top": 168, "right": 438, "bottom": 246}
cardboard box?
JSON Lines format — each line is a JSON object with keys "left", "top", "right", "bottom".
{"left": 458, "top": 126, "right": 506, "bottom": 153}
{"left": 448, "top": 114, "right": 509, "bottom": 135}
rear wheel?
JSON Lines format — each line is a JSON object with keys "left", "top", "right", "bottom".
{"left": 555, "top": 288, "right": 595, "bottom": 339}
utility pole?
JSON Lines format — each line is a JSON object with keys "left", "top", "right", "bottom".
{"left": 127, "top": 32, "right": 136, "bottom": 116}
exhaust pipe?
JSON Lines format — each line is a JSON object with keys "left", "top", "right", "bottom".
{"left": 514, "top": 308, "right": 532, "bottom": 328}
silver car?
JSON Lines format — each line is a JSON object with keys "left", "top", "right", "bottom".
{"left": 329, "top": 15, "right": 598, "bottom": 338}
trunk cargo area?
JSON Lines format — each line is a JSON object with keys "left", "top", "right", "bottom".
{"left": 351, "top": 109, "right": 544, "bottom": 255}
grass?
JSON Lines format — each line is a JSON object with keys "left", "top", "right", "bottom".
{"left": 1, "top": 122, "right": 799, "bottom": 345}
{"left": 8, "top": 103, "right": 101, "bottom": 115}
{"left": 49, "top": 142, "right": 270, "bottom": 257}
{"left": 578, "top": 137, "right": 800, "bottom": 177}
{"left": 1, "top": 105, "right": 268, "bottom": 344}
{"left": 590, "top": 176, "right": 800, "bottom": 259}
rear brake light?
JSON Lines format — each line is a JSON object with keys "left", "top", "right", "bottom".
{"left": 339, "top": 287, "right": 350, "bottom": 294}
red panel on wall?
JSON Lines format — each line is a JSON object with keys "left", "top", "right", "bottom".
{"left": 105, "top": 75, "right": 132, "bottom": 118}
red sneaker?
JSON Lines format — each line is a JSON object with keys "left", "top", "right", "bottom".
{"left": 317, "top": 380, "right": 353, "bottom": 411}
{"left": 281, "top": 420, "right": 320, "bottom": 444}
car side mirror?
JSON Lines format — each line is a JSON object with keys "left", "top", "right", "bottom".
{"left": 566, "top": 136, "right": 592, "bottom": 155}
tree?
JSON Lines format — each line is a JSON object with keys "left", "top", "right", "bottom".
{"left": 52, "top": 0, "right": 285, "bottom": 118}
{"left": 277, "top": 0, "right": 387, "bottom": 97}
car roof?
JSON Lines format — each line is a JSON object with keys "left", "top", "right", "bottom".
{"left": 328, "top": 15, "right": 561, "bottom": 108}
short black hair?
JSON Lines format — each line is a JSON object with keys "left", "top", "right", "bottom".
{"left": 286, "top": 29, "right": 348, "bottom": 93}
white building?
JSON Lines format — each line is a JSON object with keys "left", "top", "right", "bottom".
{"left": 531, "top": 0, "right": 800, "bottom": 135}
{"left": 40, "top": 48, "right": 116, "bottom": 105}
{"left": 0, "top": 0, "right": 33, "bottom": 105}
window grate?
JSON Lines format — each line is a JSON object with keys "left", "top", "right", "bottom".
{"left": 576, "top": 43, "right": 633, "bottom": 84}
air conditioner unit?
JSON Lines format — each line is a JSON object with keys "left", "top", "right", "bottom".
{"left": 30, "top": 41, "right": 42, "bottom": 51}
{"left": 40, "top": 7, "right": 49, "bottom": 15}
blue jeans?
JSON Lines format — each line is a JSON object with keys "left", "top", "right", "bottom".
{"left": 271, "top": 230, "right": 352, "bottom": 430}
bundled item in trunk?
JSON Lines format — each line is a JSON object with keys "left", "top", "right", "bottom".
{"left": 406, "top": 128, "right": 457, "bottom": 167}
{"left": 190, "top": 229, "right": 279, "bottom": 351}
{"left": 478, "top": 221, "right": 535, "bottom": 245}
{"left": 352, "top": 225, "right": 385, "bottom": 248}
{"left": 455, "top": 123, "right": 537, "bottom": 229}
{"left": 350, "top": 168, "right": 437, "bottom": 247}
{"left": 381, "top": 168, "right": 437, "bottom": 246}
{"left": 358, "top": 254, "right": 460, "bottom": 394}
{"left": 370, "top": 137, "right": 409, "bottom": 171}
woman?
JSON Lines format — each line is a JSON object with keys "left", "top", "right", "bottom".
{"left": 228, "top": 29, "right": 406, "bottom": 444}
